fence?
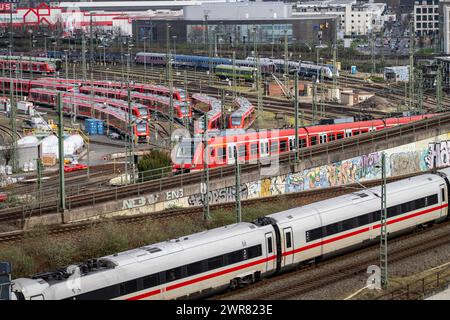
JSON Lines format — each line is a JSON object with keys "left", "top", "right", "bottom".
{"left": 376, "top": 265, "right": 450, "bottom": 300}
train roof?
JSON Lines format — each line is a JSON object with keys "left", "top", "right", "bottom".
{"left": 232, "top": 97, "right": 255, "bottom": 117}
{"left": 100, "top": 222, "right": 259, "bottom": 268}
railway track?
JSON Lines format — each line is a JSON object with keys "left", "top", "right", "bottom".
{"left": 0, "top": 113, "right": 448, "bottom": 225}
{"left": 212, "top": 219, "right": 450, "bottom": 300}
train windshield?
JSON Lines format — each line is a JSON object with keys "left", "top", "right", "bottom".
{"left": 136, "top": 123, "right": 147, "bottom": 133}
{"left": 180, "top": 104, "right": 189, "bottom": 115}
{"left": 231, "top": 116, "right": 242, "bottom": 126}
{"left": 179, "top": 90, "right": 186, "bottom": 100}
{"left": 138, "top": 107, "right": 148, "bottom": 117}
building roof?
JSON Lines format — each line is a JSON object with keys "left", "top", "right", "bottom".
{"left": 59, "top": 0, "right": 229, "bottom": 11}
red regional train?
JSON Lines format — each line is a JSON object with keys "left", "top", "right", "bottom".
{"left": 38, "top": 78, "right": 188, "bottom": 102}
{"left": 28, "top": 88, "right": 149, "bottom": 120}
{"left": 173, "top": 114, "right": 435, "bottom": 172}
{"left": 0, "top": 77, "right": 77, "bottom": 94}
{"left": 191, "top": 93, "right": 222, "bottom": 134}
{"left": 78, "top": 86, "right": 192, "bottom": 120}
{"left": 0, "top": 59, "right": 56, "bottom": 74}
{"left": 229, "top": 97, "right": 256, "bottom": 130}
{"left": 61, "top": 98, "right": 150, "bottom": 143}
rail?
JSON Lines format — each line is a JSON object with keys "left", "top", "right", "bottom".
{"left": 0, "top": 113, "right": 450, "bottom": 221}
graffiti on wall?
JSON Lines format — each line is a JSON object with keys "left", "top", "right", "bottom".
{"left": 187, "top": 184, "right": 249, "bottom": 206}
{"left": 423, "top": 141, "right": 450, "bottom": 169}
{"left": 122, "top": 134, "right": 450, "bottom": 211}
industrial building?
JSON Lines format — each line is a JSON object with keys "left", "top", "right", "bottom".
{"left": 132, "top": 1, "right": 338, "bottom": 46}
{"left": 384, "top": 66, "right": 410, "bottom": 82}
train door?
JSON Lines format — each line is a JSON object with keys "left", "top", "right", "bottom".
{"left": 260, "top": 139, "right": 269, "bottom": 158}
{"left": 440, "top": 184, "right": 447, "bottom": 218}
{"left": 288, "top": 136, "right": 295, "bottom": 151}
{"left": 319, "top": 133, "right": 327, "bottom": 144}
{"left": 227, "top": 143, "right": 237, "bottom": 165}
{"left": 282, "top": 227, "right": 294, "bottom": 267}
{"left": 345, "top": 129, "right": 352, "bottom": 138}
{"left": 265, "top": 232, "right": 276, "bottom": 272}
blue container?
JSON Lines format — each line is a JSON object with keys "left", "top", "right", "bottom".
{"left": 97, "top": 120, "right": 105, "bottom": 135}
{"left": 85, "top": 118, "right": 98, "bottom": 135}
{"left": 351, "top": 66, "right": 357, "bottom": 74}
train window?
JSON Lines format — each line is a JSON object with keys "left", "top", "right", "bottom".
{"left": 328, "top": 134, "right": 335, "bottom": 141}
{"left": 415, "top": 198, "right": 426, "bottom": 210}
{"left": 285, "top": 232, "right": 292, "bottom": 248}
{"left": 186, "top": 261, "right": 204, "bottom": 277}
{"left": 250, "top": 143, "right": 258, "bottom": 155}
{"left": 353, "top": 130, "right": 360, "bottom": 136}
{"left": 306, "top": 227, "right": 323, "bottom": 242}
{"left": 207, "top": 256, "right": 223, "bottom": 271}
{"left": 337, "top": 133, "right": 344, "bottom": 140}
{"left": 357, "top": 214, "right": 369, "bottom": 226}
{"left": 442, "top": 188, "right": 446, "bottom": 202}
{"left": 280, "top": 140, "right": 288, "bottom": 152}
{"left": 120, "top": 280, "right": 138, "bottom": 295}
{"left": 371, "top": 210, "right": 381, "bottom": 222}
{"left": 402, "top": 202, "right": 412, "bottom": 213}
{"left": 341, "top": 217, "right": 357, "bottom": 231}
{"left": 428, "top": 194, "right": 438, "bottom": 205}
{"left": 300, "top": 139, "right": 307, "bottom": 148}
{"left": 143, "top": 274, "right": 159, "bottom": 289}
{"left": 248, "top": 245, "right": 262, "bottom": 259}
{"left": 227, "top": 250, "right": 242, "bottom": 264}
{"left": 238, "top": 145, "right": 246, "bottom": 158}
{"left": 310, "top": 136, "right": 318, "bottom": 145}
{"left": 165, "top": 267, "right": 182, "bottom": 282}
{"left": 267, "top": 237, "right": 273, "bottom": 253}
{"left": 270, "top": 141, "right": 279, "bottom": 154}
{"left": 387, "top": 205, "right": 401, "bottom": 218}
{"left": 217, "top": 147, "right": 226, "bottom": 162}
{"left": 325, "top": 223, "right": 338, "bottom": 237}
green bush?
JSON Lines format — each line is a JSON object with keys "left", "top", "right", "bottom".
{"left": 138, "top": 149, "right": 172, "bottom": 181}
{"left": 0, "top": 247, "right": 35, "bottom": 278}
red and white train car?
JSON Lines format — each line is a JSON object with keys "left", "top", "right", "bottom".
{"left": 0, "top": 77, "right": 77, "bottom": 94}
{"left": 78, "top": 86, "right": 191, "bottom": 120}
{"left": 228, "top": 97, "right": 256, "bottom": 129}
{"left": 28, "top": 88, "right": 148, "bottom": 120}
{"left": 61, "top": 98, "right": 149, "bottom": 143}
{"left": 192, "top": 93, "right": 222, "bottom": 134}
{"left": 173, "top": 114, "right": 436, "bottom": 172}
{"left": 0, "top": 59, "right": 56, "bottom": 74}
{"left": 38, "top": 78, "right": 188, "bottom": 102}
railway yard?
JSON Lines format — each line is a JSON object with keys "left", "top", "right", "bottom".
{"left": 2, "top": 25, "right": 450, "bottom": 302}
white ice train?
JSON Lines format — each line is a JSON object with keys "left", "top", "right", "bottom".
{"left": 9, "top": 168, "right": 450, "bottom": 300}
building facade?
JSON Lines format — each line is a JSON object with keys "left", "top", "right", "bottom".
{"left": 414, "top": 0, "right": 439, "bottom": 37}
{"left": 133, "top": 2, "right": 338, "bottom": 46}
{"left": 440, "top": 0, "right": 450, "bottom": 54}
{"left": 292, "top": 0, "right": 386, "bottom": 37}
